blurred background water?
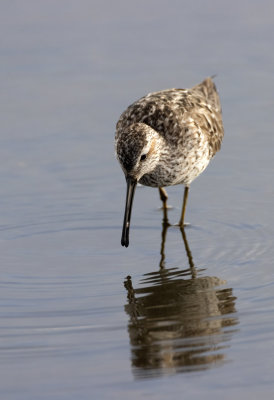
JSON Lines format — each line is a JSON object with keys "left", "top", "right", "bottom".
{"left": 0, "top": 0, "right": 274, "bottom": 399}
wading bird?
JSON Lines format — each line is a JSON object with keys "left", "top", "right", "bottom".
{"left": 115, "top": 77, "right": 224, "bottom": 247}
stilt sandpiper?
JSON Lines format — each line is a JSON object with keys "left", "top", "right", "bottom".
{"left": 115, "top": 77, "right": 224, "bottom": 247}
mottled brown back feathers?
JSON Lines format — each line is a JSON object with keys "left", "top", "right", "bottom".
{"left": 116, "top": 77, "right": 224, "bottom": 158}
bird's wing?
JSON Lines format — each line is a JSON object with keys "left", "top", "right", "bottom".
{"left": 117, "top": 79, "right": 224, "bottom": 156}
{"left": 116, "top": 89, "right": 192, "bottom": 147}
{"left": 189, "top": 78, "right": 224, "bottom": 155}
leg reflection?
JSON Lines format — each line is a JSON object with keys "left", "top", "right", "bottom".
{"left": 159, "top": 219, "right": 195, "bottom": 278}
{"left": 159, "top": 220, "right": 169, "bottom": 270}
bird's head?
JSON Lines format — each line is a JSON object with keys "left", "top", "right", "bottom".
{"left": 115, "top": 122, "right": 161, "bottom": 181}
{"left": 115, "top": 123, "right": 162, "bottom": 247}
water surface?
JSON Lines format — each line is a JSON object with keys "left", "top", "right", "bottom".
{"left": 1, "top": 1, "right": 274, "bottom": 399}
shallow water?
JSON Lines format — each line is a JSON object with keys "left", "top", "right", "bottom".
{"left": 1, "top": 1, "right": 274, "bottom": 399}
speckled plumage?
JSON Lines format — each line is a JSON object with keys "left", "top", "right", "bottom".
{"left": 115, "top": 77, "right": 224, "bottom": 247}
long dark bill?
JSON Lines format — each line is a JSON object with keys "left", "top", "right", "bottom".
{"left": 121, "top": 176, "right": 137, "bottom": 247}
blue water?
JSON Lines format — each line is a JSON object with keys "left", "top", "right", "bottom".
{"left": 1, "top": 1, "right": 274, "bottom": 399}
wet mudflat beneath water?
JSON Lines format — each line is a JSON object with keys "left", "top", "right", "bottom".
{"left": 1, "top": 1, "right": 274, "bottom": 399}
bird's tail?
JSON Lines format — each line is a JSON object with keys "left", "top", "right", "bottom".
{"left": 192, "top": 76, "right": 222, "bottom": 112}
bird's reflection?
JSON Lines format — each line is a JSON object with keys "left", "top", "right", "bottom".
{"left": 124, "top": 221, "right": 238, "bottom": 378}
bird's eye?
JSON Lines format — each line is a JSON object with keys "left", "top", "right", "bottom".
{"left": 140, "top": 154, "right": 147, "bottom": 161}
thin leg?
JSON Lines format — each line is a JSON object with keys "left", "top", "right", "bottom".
{"left": 158, "top": 187, "right": 169, "bottom": 223}
{"left": 179, "top": 186, "right": 189, "bottom": 226}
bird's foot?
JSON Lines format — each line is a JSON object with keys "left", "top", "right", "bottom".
{"left": 157, "top": 204, "right": 173, "bottom": 210}
{"left": 174, "top": 221, "right": 191, "bottom": 228}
